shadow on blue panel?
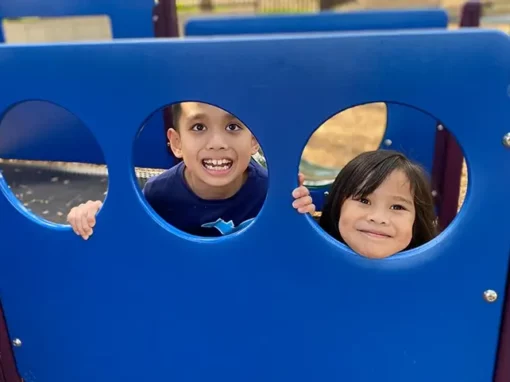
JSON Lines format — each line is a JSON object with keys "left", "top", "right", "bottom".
{"left": 0, "top": 100, "right": 173, "bottom": 169}
{"left": 0, "top": 101, "right": 105, "bottom": 164}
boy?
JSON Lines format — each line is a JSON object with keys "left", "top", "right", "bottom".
{"left": 67, "top": 102, "right": 315, "bottom": 239}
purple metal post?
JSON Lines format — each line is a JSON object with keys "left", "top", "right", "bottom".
{"left": 153, "top": 0, "right": 179, "bottom": 39}
{"left": 153, "top": 0, "right": 180, "bottom": 157}
{"left": 0, "top": 304, "right": 20, "bottom": 382}
{"left": 432, "top": 0, "right": 481, "bottom": 231}
{"left": 494, "top": 270, "right": 510, "bottom": 382}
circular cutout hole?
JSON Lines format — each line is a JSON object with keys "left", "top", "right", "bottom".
{"left": 133, "top": 101, "right": 269, "bottom": 238}
{"left": 0, "top": 101, "right": 108, "bottom": 227}
{"left": 299, "top": 102, "right": 467, "bottom": 259}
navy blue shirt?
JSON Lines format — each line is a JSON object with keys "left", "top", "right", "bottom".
{"left": 142, "top": 160, "right": 268, "bottom": 236}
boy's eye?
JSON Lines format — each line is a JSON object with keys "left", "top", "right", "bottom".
{"left": 191, "top": 123, "right": 206, "bottom": 131}
{"left": 226, "top": 123, "right": 241, "bottom": 131}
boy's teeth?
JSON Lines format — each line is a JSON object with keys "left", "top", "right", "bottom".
{"left": 202, "top": 159, "right": 233, "bottom": 170}
{"left": 203, "top": 159, "right": 231, "bottom": 165}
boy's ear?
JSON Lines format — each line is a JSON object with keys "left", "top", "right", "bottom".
{"left": 250, "top": 135, "right": 260, "bottom": 155}
{"left": 167, "top": 128, "right": 183, "bottom": 158}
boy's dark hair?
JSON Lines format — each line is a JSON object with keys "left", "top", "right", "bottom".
{"left": 171, "top": 103, "right": 181, "bottom": 130}
{"left": 319, "top": 149, "right": 438, "bottom": 251}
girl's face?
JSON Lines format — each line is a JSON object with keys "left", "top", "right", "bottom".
{"left": 338, "top": 169, "right": 416, "bottom": 259}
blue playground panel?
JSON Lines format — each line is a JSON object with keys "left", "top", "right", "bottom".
{"left": 185, "top": 9, "right": 449, "bottom": 208}
{"left": 0, "top": 0, "right": 173, "bottom": 169}
{"left": 0, "top": 30, "right": 509, "bottom": 381}
{"left": 185, "top": 8, "right": 448, "bottom": 36}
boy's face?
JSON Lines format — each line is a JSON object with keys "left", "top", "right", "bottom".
{"left": 338, "top": 169, "right": 416, "bottom": 259}
{"left": 167, "top": 102, "right": 259, "bottom": 198}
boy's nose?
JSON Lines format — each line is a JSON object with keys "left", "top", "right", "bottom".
{"left": 207, "top": 132, "right": 228, "bottom": 150}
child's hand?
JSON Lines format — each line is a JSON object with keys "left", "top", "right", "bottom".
{"left": 67, "top": 200, "right": 103, "bottom": 240}
{"left": 292, "top": 173, "right": 316, "bottom": 215}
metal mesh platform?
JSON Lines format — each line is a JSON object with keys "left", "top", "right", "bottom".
{"left": 0, "top": 154, "right": 334, "bottom": 224}
{"left": 0, "top": 159, "right": 166, "bottom": 224}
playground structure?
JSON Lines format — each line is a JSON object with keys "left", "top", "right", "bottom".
{"left": 0, "top": 0, "right": 487, "bottom": 230}
{"left": 0, "top": 29, "right": 509, "bottom": 382}
{"left": 0, "top": 3, "right": 469, "bottom": 223}
{"left": 0, "top": 1, "right": 508, "bottom": 382}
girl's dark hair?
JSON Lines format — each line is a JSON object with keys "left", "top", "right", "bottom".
{"left": 319, "top": 150, "right": 438, "bottom": 250}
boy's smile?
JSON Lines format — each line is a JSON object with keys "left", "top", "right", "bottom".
{"left": 167, "top": 102, "right": 260, "bottom": 200}
{"left": 201, "top": 157, "right": 233, "bottom": 174}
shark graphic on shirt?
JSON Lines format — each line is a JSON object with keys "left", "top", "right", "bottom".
{"left": 201, "top": 218, "right": 255, "bottom": 235}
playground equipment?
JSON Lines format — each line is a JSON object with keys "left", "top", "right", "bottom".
{"left": 0, "top": 0, "right": 178, "bottom": 169}
{"left": 0, "top": 29, "right": 508, "bottom": 381}
{"left": 184, "top": 8, "right": 448, "bottom": 35}
{"left": 183, "top": 6, "right": 480, "bottom": 227}
{"left": 0, "top": 1, "right": 480, "bottom": 228}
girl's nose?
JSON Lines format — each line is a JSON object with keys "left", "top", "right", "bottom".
{"left": 367, "top": 210, "right": 389, "bottom": 225}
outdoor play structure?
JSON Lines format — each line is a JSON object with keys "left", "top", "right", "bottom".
{"left": 0, "top": 1, "right": 477, "bottom": 224}
{"left": 0, "top": 28, "right": 509, "bottom": 382}
{"left": 0, "top": 1, "right": 508, "bottom": 382}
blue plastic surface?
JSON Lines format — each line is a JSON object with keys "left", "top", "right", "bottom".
{"left": 184, "top": 9, "right": 448, "bottom": 36}
{"left": 0, "top": 0, "right": 173, "bottom": 169}
{"left": 0, "top": 31, "right": 509, "bottom": 381}
{"left": 185, "top": 9, "right": 448, "bottom": 205}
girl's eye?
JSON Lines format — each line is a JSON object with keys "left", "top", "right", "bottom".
{"left": 226, "top": 123, "right": 242, "bottom": 131}
{"left": 391, "top": 204, "right": 406, "bottom": 211}
{"left": 191, "top": 123, "right": 206, "bottom": 131}
{"left": 358, "top": 198, "right": 370, "bottom": 205}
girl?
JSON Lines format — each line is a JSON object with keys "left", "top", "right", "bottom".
{"left": 319, "top": 150, "right": 438, "bottom": 259}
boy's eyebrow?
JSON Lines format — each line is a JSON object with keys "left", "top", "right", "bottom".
{"left": 184, "top": 112, "right": 240, "bottom": 124}
{"left": 185, "top": 112, "right": 208, "bottom": 122}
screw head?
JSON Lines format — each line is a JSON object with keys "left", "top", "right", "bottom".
{"left": 503, "top": 133, "right": 510, "bottom": 148}
{"left": 383, "top": 139, "right": 392, "bottom": 147}
{"left": 324, "top": 191, "right": 329, "bottom": 196}
{"left": 12, "top": 338, "right": 22, "bottom": 347}
{"left": 484, "top": 290, "right": 498, "bottom": 303}
{"left": 437, "top": 124, "right": 444, "bottom": 131}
